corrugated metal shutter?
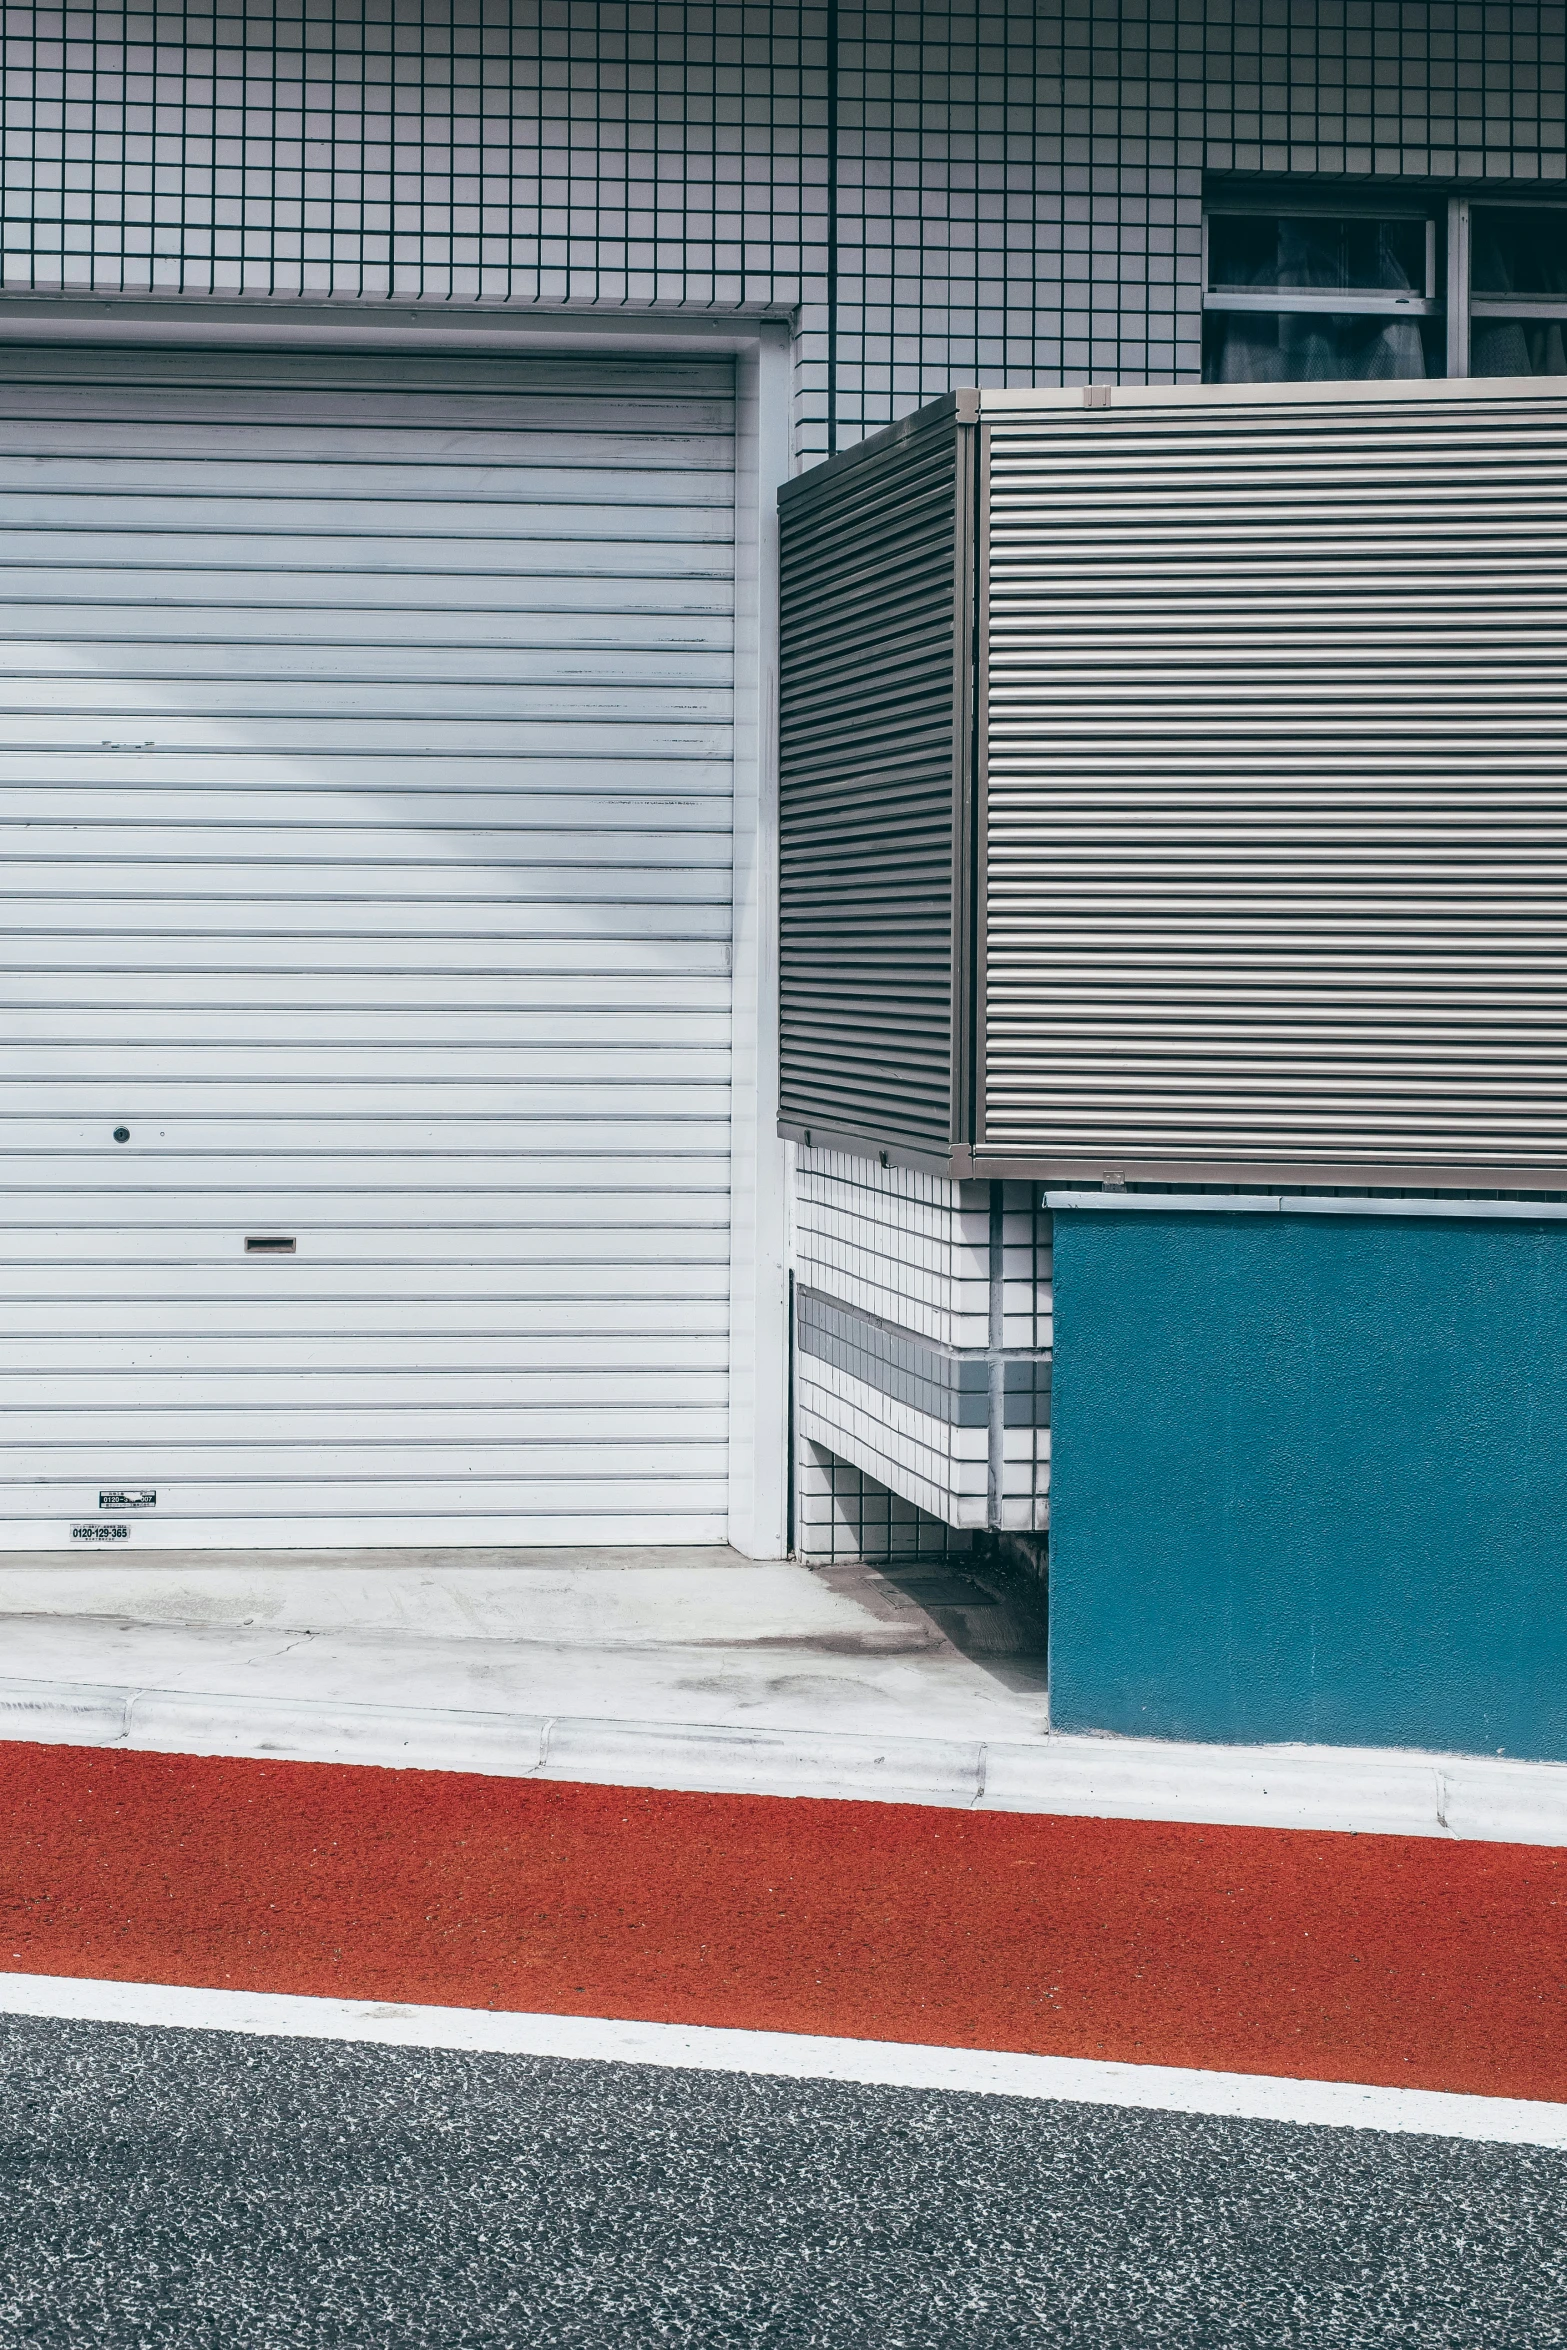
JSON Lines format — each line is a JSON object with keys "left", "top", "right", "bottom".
{"left": 778, "top": 400, "right": 968, "bottom": 1155}
{"left": 981, "top": 386, "right": 1567, "bottom": 1181}
{"left": 0, "top": 341, "right": 734, "bottom": 1548}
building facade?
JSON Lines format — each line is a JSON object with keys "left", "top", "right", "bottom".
{"left": 8, "top": 5, "right": 1564, "bottom": 449}
{"left": 0, "top": 5, "right": 1563, "bottom": 1761}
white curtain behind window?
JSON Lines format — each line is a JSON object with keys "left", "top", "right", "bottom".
{"left": 1212, "top": 219, "right": 1429, "bottom": 385}
{"left": 1472, "top": 319, "right": 1567, "bottom": 375}
{"left": 1469, "top": 223, "right": 1567, "bottom": 375}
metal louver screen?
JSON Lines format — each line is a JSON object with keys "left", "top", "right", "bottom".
{"left": 981, "top": 388, "right": 1567, "bottom": 1181}
{"left": 779, "top": 407, "right": 961, "bottom": 1152}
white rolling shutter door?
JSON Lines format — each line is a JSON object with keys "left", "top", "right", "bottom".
{"left": 0, "top": 342, "right": 734, "bottom": 1549}
{"left": 982, "top": 383, "right": 1567, "bottom": 1182}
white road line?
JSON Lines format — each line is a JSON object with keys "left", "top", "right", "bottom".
{"left": 0, "top": 1971, "right": 1562, "bottom": 2150}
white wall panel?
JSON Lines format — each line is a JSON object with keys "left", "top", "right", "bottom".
{"left": 0, "top": 343, "right": 736, "bottom": 1548}
{"left": 793, "top": 1149, "right": 1051, "bottom": 1538}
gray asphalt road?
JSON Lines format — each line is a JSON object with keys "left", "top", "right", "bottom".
{"left": 0, "top": 2016, "right": 1561, "bottom": 2348}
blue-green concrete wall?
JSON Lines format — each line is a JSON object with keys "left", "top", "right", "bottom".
{"left": 1048, "top": 1208, "right": 1567, "bottom": 1760}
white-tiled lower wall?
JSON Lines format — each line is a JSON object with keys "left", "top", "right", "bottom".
{"left": 794, "top": 1440, "right": 978, "bottom": 1566}
{"left": 794, "top": 1151, "right": 992, "bottom": 1348}
{"left": 800, "top": 1351, "right": 992, "bottom": 1531}
{"left": 793, "top": 1148, "right": 1050, "bottom": 1546}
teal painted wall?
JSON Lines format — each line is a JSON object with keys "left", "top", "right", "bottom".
{"left": 1048, "top": 1208, "right": 1567, "bottom": 1760}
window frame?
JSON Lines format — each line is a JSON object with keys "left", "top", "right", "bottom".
{"left": 1202, "top": 188, "right": 1567, "bottom": 383}
{"left": 1452, "top": 194, "right": 1567, "bottom": 378}
{"left": 1202, "top": 200, "right": 1441, "bottom": 323}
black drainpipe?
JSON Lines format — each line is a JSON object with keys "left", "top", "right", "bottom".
{"left": 825, "top": 0, "right": 839, "bottom": 455}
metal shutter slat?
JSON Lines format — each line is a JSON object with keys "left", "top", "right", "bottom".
{"left": 0, "top": 343, "right": 735, "bottom": 1547}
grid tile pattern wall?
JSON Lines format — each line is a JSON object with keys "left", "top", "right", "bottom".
{"left": 797, "top": 1346, "right": 992, "bottom": 1525}
{"left": 798, "top": 1291, "right": 993, "bottom": 1424}
{"left": 1001, "top": 1182, "right": 1052, "bottom": 1351}
{"left": 6, "top": 6, "right": 1561, "bottom": 463}
{"left": 1001, "top": 1355, "right": 1050, "bottom": 1534}
{"left": 796, "top": 1147, "right": 991, "bottom": 1528}
{"left": 795, "top": 1435, "right": 976, "bottom": 1561}
{"left": 794, "top": 1149, "right": 1050, "bottom": 1534}
{"left": 795, "top": 1146, "right": 989, "bottom": 1344}
{"left": 2, "top": 3, "right": 820, "bottom": 309}
{"left": 797, "top": 1335, "right": 1049, "bottom": 1532}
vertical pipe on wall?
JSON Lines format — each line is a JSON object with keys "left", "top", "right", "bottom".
{"left": 825, "top": 0, "right": 839, "bottom": 454}
{"left": 786, "top": 1268, "right": 797, "bottom": 1556}
{"left": 987, "top": 1180, "right": 1005, "bottom": 1527}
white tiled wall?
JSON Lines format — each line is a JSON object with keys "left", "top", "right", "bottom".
{"left": 794, "top": 1147, "right": 1049, "bottom": 1542}
{"left": 794, "top": 1438, "right": 978, "bottom": 1565}
{"left": 799, "top": 1350, "right": 993, "bottom": 1531}
{"left": 1000, "top": 1423, "right": 1052, "bottom": 1538}
{"left": 1002, "top": 1198, "right": 1054, "bottom": 1354}
{"left": 795, "top": 1150, "right": 991, "bottom": 1347}
{"left": 9, "top": 7, "right": 1559, "bottom": 465}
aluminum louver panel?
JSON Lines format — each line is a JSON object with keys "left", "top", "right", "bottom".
{"left": 981, "top": 389, "right": 1567, "bottom": 1178}
{"left": 779, "top": 404, "right": 963, "bottom": 1151}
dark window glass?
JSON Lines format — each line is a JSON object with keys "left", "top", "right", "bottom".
{"left": 1471, "top": 319, "right": 1567, "bottom": 378}
{"left": 1471, "top": 209, "right": 1567, "bottom": 299}
{"left": 1207, "top": 214, "right": 1427, "bottom": 295}
{"left": 1202, "top": 312, "right": 1439, "bottom": 386}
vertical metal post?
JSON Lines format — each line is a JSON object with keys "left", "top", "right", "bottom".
{"left": 987, "top": 1181, "right": 1005, "bottom": 1529}
{"left": 785, "top": 1269, "right": 797, "bottom": 1556}
{"left": 826, "top": 0, "right": 839, "bottom": 453}
{"left": 1446, "top": 198, "right": 1471, "bottom": 379}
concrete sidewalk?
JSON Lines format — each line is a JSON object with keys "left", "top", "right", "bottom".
{"left": 0, "top": 1545, "right": 1562, "bottom": 1845}
{"left": 0, "top": 1542, "right": 1048, "bottom": 1740}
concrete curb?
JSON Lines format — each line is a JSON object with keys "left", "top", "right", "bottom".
{"left": 0, "top": 1674, "right": 1563, "bottom": 1844}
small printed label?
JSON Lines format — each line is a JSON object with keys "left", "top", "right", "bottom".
{"left": 73, "top": 1523, "right": 129, "bottom": 1541}
{"left": 99, "top": 1488, "right": 156, "bottom": 1510}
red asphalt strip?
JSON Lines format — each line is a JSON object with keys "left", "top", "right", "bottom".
{"left": 0, "top": 1740, "right": 1563, "bottom": 2103}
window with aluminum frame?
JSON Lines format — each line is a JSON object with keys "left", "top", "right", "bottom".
{"left": 1203, "top": 184, "right": 1567, "bottom": 385}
